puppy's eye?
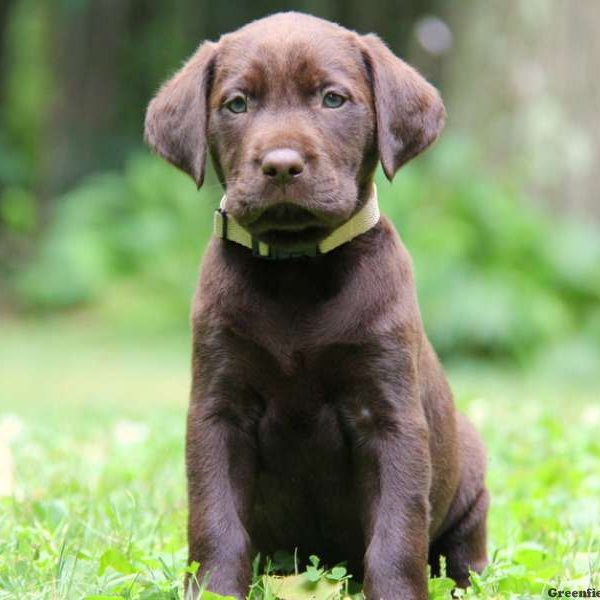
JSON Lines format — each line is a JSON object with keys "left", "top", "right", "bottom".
{"left": 225, "top": 95, "right": 247, "bottom": 114}
{"left": 323, "top": 92, "right": 346, "bottom": 109}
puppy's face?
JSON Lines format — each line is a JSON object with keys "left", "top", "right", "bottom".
{"left": 145, "top": 13, "right": 445, "bottom": 250}
{"left": 207, "top": 20, "right": 375, "bottom": 248}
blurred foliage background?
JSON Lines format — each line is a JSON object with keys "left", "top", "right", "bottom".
{"left": 0, "top": 0, "right": 599, "bottom": 376}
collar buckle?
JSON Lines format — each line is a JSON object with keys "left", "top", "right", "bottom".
{"left": 251, "top": 240, "right": 320, "bottom": 260}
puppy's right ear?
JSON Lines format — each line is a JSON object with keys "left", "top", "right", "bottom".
{"left": 144, "top": 41, "right": 217, "bottom": 188}
{"left": 360, "top": 34, "right": 445, "bottom": 181}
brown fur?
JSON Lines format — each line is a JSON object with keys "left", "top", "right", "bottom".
{"left": 145, "top": 12, "right": 488, "bottom": 600}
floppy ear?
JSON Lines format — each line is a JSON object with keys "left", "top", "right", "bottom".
{"left": 144, "top": 41, "right": 217, "bottom": 187}
{"left": 361, "top": 34, "right": 445, "bottom": 180}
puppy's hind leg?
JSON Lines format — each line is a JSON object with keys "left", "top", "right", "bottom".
{"left": 429, "top": 486, "right": 489, "bottom": 588}
{"left": 429, "top": 414, "right": 489, "bottom": 588}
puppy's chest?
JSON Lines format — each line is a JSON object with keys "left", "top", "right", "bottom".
{"left": 250, "top": 346, "right": 390, "bottom": 455}
{"left": 200, "top": 320, "right": 411, "bottom": 453}
{"left": 254, "top": 369, "right": 355, "bottom": 487}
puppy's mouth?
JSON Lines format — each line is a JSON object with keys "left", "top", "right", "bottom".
{"left": 246, "top": 203, "right": 330, "bottom": 248}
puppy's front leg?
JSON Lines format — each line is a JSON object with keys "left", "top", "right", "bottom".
{"left": 359, "top": 409, "right": 431, "bottom": 600}
{"left": 185, "top": 392, "right": 256, "bottom": 600}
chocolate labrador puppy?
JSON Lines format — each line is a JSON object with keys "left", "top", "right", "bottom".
{"left": 145, "top": 12, "right": 488, "bottom": 600}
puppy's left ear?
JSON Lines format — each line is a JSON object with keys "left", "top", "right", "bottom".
{"left": 361, "top": 34, "right": 445, "bottom": 180}
{"left": 144, "top": 41, "right": 217, "bottom": 187}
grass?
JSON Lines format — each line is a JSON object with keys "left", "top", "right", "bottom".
{"left": 0, "top": 317, "right": 598, "bottom": 599}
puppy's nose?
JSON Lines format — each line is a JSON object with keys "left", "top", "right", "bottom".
{"left": 261, "top": 148, "right": 304, "bottom": 184}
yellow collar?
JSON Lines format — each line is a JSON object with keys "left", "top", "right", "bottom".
{"left": 213, "top": 184, "right": 380, "bottom": 260}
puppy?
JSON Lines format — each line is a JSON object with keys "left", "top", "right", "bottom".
{"left": 145, "top": 12, "right": 488, "bottom": 600}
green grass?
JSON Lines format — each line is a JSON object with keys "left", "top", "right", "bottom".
{"left": 0, "top": 318, "right": 598, "bottom": 599}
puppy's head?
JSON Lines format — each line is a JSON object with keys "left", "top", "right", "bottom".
{"left": 145, "top": 13, "right": 444, "bottom": 250}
